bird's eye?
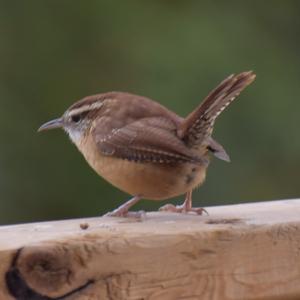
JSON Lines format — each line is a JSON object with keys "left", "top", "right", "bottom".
{"left": 71, "top": 115, "right": 81, "bottom": 123}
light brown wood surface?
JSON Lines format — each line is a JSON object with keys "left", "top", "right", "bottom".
{"left": 1, "top": 199, "right": 300, "bottom": 300}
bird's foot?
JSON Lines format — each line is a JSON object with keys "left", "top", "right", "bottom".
{"left": 104, "top": 195, "right": 144, "bottom": 218}
{"left": 105, "top": 209, "right": 146, "bottom": 219}
{"left": 159, "top": 203, "right": 208, "bottom": 215}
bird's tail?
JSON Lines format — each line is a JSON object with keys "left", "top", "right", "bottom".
{"left": 178, "top": 71, "right": 256, "bottom": 148}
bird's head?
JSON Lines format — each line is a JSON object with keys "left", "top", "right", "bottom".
{"left": 38, "top": 94, "right": 105, "bottom": 145}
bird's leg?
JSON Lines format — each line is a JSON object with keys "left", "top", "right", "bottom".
{"left": 105, "top": 195, "right": 144, "bottom": 217}
{"left": 159, "top": 191, "right": 208, "bottom": 215}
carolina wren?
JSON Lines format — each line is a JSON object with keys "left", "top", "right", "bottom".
{"left": 38, "top": 72, "right": 255, "bottom": 217}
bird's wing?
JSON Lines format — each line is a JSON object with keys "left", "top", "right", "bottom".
{"left": 178, "top": 71, "right": 256, "bottom": 148}
{"left": 92, "top": 116, "right": 203, "bottom": 164}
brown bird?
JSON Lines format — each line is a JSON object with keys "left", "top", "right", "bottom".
{"left": 38, "top": 71, "right": 255, "bottom": 217}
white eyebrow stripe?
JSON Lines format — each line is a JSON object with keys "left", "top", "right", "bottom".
{"left": 68, "top": 101, "right": 104, "bottom": 116}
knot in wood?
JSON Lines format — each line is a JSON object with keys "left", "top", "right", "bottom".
{"left": 18, "top": 246, "right": 73, "bottom": 295}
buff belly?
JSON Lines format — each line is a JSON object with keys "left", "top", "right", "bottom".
{"left": 81, "top": 148, "right": 207, "bottom": 200}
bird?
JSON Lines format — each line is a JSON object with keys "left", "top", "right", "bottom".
{"left": 38, "top": 71, "right": 255, "bottom": 217}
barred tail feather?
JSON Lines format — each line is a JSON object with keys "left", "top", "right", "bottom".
{"left": 178, "top": 71, "right": 256, "bottom": 147}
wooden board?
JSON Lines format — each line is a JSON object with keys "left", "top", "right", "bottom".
{"left": 1, "top": 199, "right": 300, "bottom": 300}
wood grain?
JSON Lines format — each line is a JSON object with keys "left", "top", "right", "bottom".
{"left": 1, "top": 199, "right": 300, "bottom": 300}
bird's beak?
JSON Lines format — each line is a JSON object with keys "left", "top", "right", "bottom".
{"left": 38, "top": 118, "right": 63, "bottom": 132}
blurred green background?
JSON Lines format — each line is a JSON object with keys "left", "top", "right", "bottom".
{"left": 1, "top": 1, "right": 300, "bottom": 224}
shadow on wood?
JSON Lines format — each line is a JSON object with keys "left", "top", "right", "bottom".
{"left": 1, "top": 199, "right": 300, "bottom": 300}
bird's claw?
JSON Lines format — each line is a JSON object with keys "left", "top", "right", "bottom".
{"left": 159, "top": 203, "right": 208, "bottom": 215}
{"left": 104, "top": 209, "right": 146, "bottom": 219}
